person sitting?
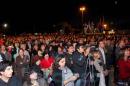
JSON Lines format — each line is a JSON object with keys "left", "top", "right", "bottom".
{"left": 39, "top": 51, "right": 54, "bottom": 80}
{"left": 51, "top": 54, "right": 79, "bottom": 86}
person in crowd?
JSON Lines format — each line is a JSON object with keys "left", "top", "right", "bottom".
{"left": 115, "top": 40, "right": 126, "bottom": 61}
{"left": 31, "top": 44, "right": 39, "bottom": 58}
{"left": 31, "top": 50, "right": 43, "bottom": 77}
{"left": 72, "top": 44, "right": 86, "bottom": 86}
{"left": 98, "top": 39, "right": 109, "bottom": 86}
{"left": 55, "top": 46, "right": 65, "bottom": 58}
{"left": 72, "top": 42, "right": 77, "bottom": 52}
{"left": 12, "top": 42, "right": 20, "bottom": 61}
{"left": 20, "top": 43, "right": 30, "bottom": 61}
{"left": 39, "top": 51, "right": 54, "bottom": 80}
{"left": 105, "top": 38, "right": 114, "bottom": 66}
{"left": 23, "top": 68, "right": 48, "bottom": 86}
{"left": 51, "top": 54, "right": 79, "bottom": 86}
{"left": 117, "top": 47, "right": 130, "bottom": 85}
{"left": 114, "top": 39, "right": 126, "bottom": 82}
{"left": 0, "top": 45, "right": 12, "bottom": 62}
{"left": 48, "top": 45, "right": 55, "bottom": 58}
{"left": 40, "top": 44, "right": 46, "bottom": 55}
{"left": 15, "top": 48, "right": 30, "bottom": 83}
{"left": 92, "top": 49, "right": 107, "bottom": 86}
{"left": 0, "top": 61, "right": 22, "bottom": 86}
{"left": 31, "top": 50, "right": 42, "bottom": 66}
{"left": 98, "top": 39, "right": 107, "bottom": 67}
{"left": 65, "top": 44, "right": 74, "bottom": 72}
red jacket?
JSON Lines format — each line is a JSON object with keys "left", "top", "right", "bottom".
{"left": 117, "top": 59, "right": 130, "bottom": 80}
{"left": 40, "top": 57, "right": 54, "bottom": 69}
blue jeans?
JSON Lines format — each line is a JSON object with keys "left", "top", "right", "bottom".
{"left": 75, "top": 78, "right": 88, "bottom": 86}
{"left": 75, "top": 78, "right": 81, "bottom": 86}
{"left": 117, "top": 80, "right": 128, "bottom": 86}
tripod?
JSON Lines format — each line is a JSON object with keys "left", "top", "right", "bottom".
{"left": 83, "top": 55, "right": 95, "bottom": 86}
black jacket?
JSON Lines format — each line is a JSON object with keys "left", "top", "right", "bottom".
{"left": 72, "top": 51, "right": 86, "bottom": 77}
{"left": 0, "top": 76, "right": 22, "bottom": 86}
{"left": 65, "top": 53, "right": 73, "bottom": 71}
{"left": 52, "top": 69, "right": 62, "bottom": 86}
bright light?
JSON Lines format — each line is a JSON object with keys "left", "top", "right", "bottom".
{"left": 103, "top": 31, "right": 106, "bottom": 34}
{"left": 3, "top": 23, "right": 8, "bottom": 28}
{"left": 80, "top": 6, "right": 86, "bottom": 11}
{"left": 103, "top": 24, "right": 107, "bottom": 28}
{"left": 108, "top": 29, "right": 115, "bottom": 34}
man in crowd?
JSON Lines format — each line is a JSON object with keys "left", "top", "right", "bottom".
{"left": 72, "top": 44, "right": 86, "bottom": 86}
{"left": 0, "top": 61, "right": 22, "bottom": 86}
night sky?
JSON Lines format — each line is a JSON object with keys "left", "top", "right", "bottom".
{"left": 0, "top": 0, "right": 129, "bottom": 34}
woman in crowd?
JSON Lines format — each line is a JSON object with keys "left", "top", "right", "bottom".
{"left": 31, "top": 50, "right": 43, "bottom": 78}
{"left": 31, "top": 50, "right": 43, "bottom": 66}
{"left": 31, "top": 44, "right": 39, "bottom": 58}
{"left": 117, "top": 47, "right": 130, "bottom": 85}
{"left": 51, "top": 54, "right": 79, "bottom": 86}
{"left": 92, "top": 49, "right": 107, "bottom": 86}
{"left": 0, "top": 45, "right": 12, "bottom": 62}
{"left": 23, "top": 68, "right": 48, "bottom": 86}
{"left": 39, "top": 51, "right": 54, "bottom": 80}
{"left": 12, "top": 42, "right": 20, "bottom": 61}
{"left": 15, "top": 48, "right": 30, "bottom": 83}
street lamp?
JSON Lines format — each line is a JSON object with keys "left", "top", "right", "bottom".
{"left": 80, "top": 6, "right": 86, "bottom": 34}
{"left": 80, "top": 6, "right": 86, "bottom": 24}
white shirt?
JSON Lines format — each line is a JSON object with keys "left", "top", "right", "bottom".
{"left": 99, "top": 47, "right": 106, "bottom": 64}
{"left": 0, "top": 54, "right": 3, "bottom": 62}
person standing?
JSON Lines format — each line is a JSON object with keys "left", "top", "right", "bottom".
{"left": 72, "top": 44, "right": 86, "bottom": 86}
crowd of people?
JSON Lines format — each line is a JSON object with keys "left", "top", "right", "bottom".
{"left": 0, "top": 33, "right": 130, "bottom": 86}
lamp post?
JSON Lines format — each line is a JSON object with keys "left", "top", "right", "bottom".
{"left": 80, "top": 6, "right": 86, "bottom": 24}
{"left": 80, "top": 6, "right": 86, "bottom": 34}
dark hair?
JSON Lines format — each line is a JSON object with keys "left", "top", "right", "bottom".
{"left": 98, "top": 38, "right": 104, "bottom": 46}
{"left": 18, "top": 48, "right": 24, "bottom": 53}
{"left": 0, "top": 61, "right": 12, "bottom": 72}
{"left": 75, "top": 44, "right": 84, "bottom": 50}
{"left": 26, "top": 68, "right": 38, "bottom": 85}
{"left": 66, "top": 44, "right": 73, "bottom": 49}
{"left": 118, "top": 47, "right": 129, "bottom": 59}
{"left": 52, "top": 54, "right": 65, "bottom": 70}
{"left": 42, "top": 50, "right": 50, "bottom": 57}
